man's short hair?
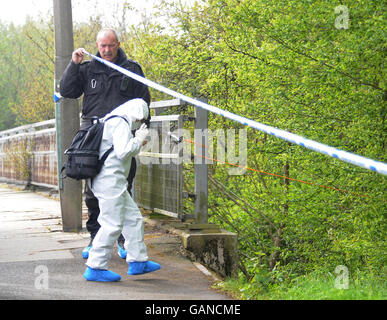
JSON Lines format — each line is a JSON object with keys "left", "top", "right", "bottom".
{"left": 96, "top": 28, "right": 119, "bottom": 42}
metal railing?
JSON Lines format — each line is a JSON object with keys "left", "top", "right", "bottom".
{"left": 0, "top": 119, "right": 57, "bottom": 188}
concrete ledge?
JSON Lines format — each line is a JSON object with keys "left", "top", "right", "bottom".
{"left": 181, "top": 230, "right": 238, "bottom": 278}
{"left": 143, "top": 213, "right": 238, "bottom": 279}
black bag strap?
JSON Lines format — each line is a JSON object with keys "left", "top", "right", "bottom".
{"left": 99, "top": 114, "right": 130, "bottom": 155}
{"left": 90, "top": 116, "right": 129, "bottom": 187}
{"left": 98, "top": 146, "right": 114, "bottom": 169}
{"left": 104, "top": 114, "right": 130, "bottom": 125}
{"left": 97, "top": 115, "right": 130, "bottom": 165}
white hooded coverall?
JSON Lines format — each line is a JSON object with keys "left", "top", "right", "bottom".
{"left": 86, "top": 98, "right": 149, "bottom": 270}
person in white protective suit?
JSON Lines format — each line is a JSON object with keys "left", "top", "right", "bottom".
{"left": 83, "top": 98, "right": 161, "bottom": 282}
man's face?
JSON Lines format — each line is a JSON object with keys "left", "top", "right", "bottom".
{"left": 96, "top": 33, "right": 120, "bottom": 62}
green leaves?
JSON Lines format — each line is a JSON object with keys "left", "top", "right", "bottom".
{"left": 140, "top": 0, "right": 387, "bottom": 280}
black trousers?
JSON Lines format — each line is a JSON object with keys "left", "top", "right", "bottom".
{"left": 84, "top": 157, "right": 137, "bottom": 244}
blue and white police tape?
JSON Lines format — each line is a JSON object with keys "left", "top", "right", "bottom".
{"left": 83, "top": 50, "right": 387, "bottom": 176}
{"left": 53, "top": 92, "right": 62, "bottom": 103}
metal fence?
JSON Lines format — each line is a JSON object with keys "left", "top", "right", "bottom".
{"left": 134, "top": 113, "right": 184, "bottom": 218}
{"left": 135, "top": 99, "right": 208, "bottom": 222}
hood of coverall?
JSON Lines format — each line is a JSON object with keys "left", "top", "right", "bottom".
{"left": 106, "top": 98, "right": 149, "bottom": 130}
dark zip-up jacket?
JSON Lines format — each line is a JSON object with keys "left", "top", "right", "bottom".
{"left": 59, "top": 48, "right": 150, "bottom": 120}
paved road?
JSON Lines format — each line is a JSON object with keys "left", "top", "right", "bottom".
{"left": 0, "top": 184, "right": 230, "bottom": 300}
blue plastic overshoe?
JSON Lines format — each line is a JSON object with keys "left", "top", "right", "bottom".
{"left": 127, "top": 261, "right": 161, "bottom": 275}
{"left": 82, "top": 246, "right": 92, "bottom": 259}
{"left": 83, "top": 267, "right": 121, "bottom": 282}
{"left": 117, "top": 244, "right": 127, "bottom": 259}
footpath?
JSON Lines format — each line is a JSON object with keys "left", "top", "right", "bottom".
{"left": 0, "top": 184, "right": 231, "bottom": 301}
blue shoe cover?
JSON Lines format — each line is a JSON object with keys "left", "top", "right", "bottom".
{"left": 127, "top": 261, "right": 161, "bottom": 275}
{"left": 117, "top": 244, "right": 127, "bottom": 259}
{"left": 83, "top": 267, "right": 121, "bottom": 282}
{"left": 82, "top": 246, "right": 92, "bottom": 259}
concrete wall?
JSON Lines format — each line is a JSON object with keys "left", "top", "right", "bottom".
{"left": 182, "top": 230, "right": 238, "bottom": 278}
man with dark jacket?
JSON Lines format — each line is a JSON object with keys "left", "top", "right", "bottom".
{"left": 60, "top": 28, "right": 150, "bottom": 259}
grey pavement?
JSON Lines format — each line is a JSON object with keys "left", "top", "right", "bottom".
{"left": 0, "top": 184, "right": 231, "bottom": 300}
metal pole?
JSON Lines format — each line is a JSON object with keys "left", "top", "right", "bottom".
{"left": 53, "top": 0, "right": 82, "bottom": 232}
{"left": 194, "top": 100, "right": 208, "bottom": 224}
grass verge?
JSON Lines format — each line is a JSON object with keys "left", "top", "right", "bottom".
{"left": 213, "top": 270, "right": 386, "bottom": 300}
